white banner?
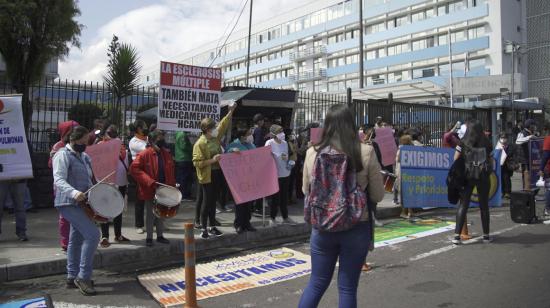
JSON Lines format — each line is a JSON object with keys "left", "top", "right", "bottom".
{"left": 0, "top": 95, "right": 33, "bottom": 180}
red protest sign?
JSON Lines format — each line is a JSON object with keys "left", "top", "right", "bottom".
{"left": 85, "top": 139, "right": 121, "bottom": 183}
{"left": 219, "top": 146, "right": 279, "bottom": 205}
{"left": 374, "top": 128, "right": 398, "bottom": 166}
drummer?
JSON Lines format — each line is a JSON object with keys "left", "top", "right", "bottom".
{"left": 52, "top": 125, "right": 100, "bottom": 296}
{"left": 97, "top": 124, "right": 130, "bottom": 248}
{"left": 130, "top": 129, "right": 175, "bottom": 247}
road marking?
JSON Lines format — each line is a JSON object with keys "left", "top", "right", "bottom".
{"left": 408, "top": 225, "right": 522, "bottom": 262}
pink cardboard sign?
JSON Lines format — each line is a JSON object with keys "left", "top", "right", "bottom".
{"left": 219, "top": 146, "right": 279, "bottom": 205}
{"left": 310, "top": 128, "right": 323, "bottom": 145}
{"left": 85, "top": 139, "right": 121, "bottom": 183}
{"left": 374, "top": 128, "right": 398, "bottom": 166}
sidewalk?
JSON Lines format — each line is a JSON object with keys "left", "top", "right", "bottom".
{"left": 0, "top": 194, "right": 401, "bottom": 282}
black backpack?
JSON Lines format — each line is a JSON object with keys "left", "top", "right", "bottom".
{"left": 463, "top": 146, "right": 489, "bottom": 180}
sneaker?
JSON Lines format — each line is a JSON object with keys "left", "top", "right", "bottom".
{"left": 100, "top": 238, "right": 111, "bottom": 248}
{"left": 114, "top": 236, "right": 130, "bottom": 243}
{"left": 66, "top": 278, "right": 77, "bottom": 289}
{"left": 215, "top": 209, "right": 222, "bottom": 214}
{"left": 482, "top": 235, "right": 493, "bottom": 243}
{"left": 451, "top": 235, "right": 462, "bottom": 245}
{"left": 245, "top": 225, "right": 257, "bottom": 232}
{"left": 393, "top": 201, "right": 400, "bottom": 206}
{"left": 194, "top": 221, "right": 202, "bottom": 229}
{"left": 269, "top": 219, "right": 278, "bottom": 227}
{"left": 201, "top": 229, "right": 209, "bottom": 239}
{"left": 373, "top": 218, "right": 384, "bottom": 227}
{"left": 145, "top": 239, "right": 153, "bottom": 247}
{"left": 544, "top": 208, "right": 550, "bottom": 217}
{"left": 156, "top": 237, "right": 170, "bottom": 244}
{"left": 17, "top": 234, "right": 28, "bottom": 242}
{"left": 212, "top": 219, "right": 222, "bottom": 227}
{"left": 235, "top": 226, "right": 245, "bottom": 234}
{"left": 209, "top": 227, "right": 223, "bottom": 236}
{"left": 74, "top": 278, "right": 97, "bottom": 296}
{"left": 282, "top": 218, "right": 297, "bottom": 225}
{"left": 136, "top": 227, "right": 145, "bottom": 234}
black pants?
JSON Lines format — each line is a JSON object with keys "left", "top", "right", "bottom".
{"left": 501, "top": 168, "right": 513, "bottom": 195}
{"left": 288, "top": 166, "right": 297, "bottom": 202}
{"left": 201, "top": 169, "right": 223, "bottom": 228}
{"left": 234, "top": 201, "right": 252, "bottom": 228}
{"left": 134, "top": 195, "right": 144, "bottom": 229}
{"left": 455, "top": 176, "right": 490, "bottom": 235}
{"left": 101, "top": 186, "right": 127, "bottom": 238}
{"left": 271, "top": 177, "right": 289, "bottom": 220}
{"left": 195, "top": 183, "right": 203, "bottom": 223}
{"left": 218, "top": 176, "right": 229, "bottom": 209}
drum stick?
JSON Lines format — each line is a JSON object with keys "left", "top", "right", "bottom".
{"left": 84, "top": 171, "right": 116, "bottom": 195}
{"left": 155, "top": 182, "right": 180, "bottom": 188}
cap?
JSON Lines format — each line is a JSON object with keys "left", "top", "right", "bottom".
{"left": 270, "top": 124, "right": 283, "bottom": 135}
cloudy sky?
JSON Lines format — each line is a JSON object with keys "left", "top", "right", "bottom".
{"left": 60, "top": 0, "right": 314, "bottom": 82}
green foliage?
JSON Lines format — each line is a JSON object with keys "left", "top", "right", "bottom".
{"left": 0, "top": 0, "right": 83, "bottom": 129}
{"left": 68, "top": 103, "right": 104, "bottom": 130}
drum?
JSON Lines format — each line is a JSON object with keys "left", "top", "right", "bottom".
{"left": 153, "top": 185, "right": 182, "bottom": 219}
{"left": 83, "top": 183, "right": 124, "bottom": 223}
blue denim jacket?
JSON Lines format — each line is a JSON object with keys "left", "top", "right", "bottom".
{"left": 53, "top": 145, "right": 93, "bottom": 207}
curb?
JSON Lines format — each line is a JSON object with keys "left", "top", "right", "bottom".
{"left": 1, "top": 206, "right": 400, "bottom": 282}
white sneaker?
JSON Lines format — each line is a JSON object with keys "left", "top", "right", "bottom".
{"left": 136, "top": 228, "right": 145, "bottom": 234}
{"left": 373, "top": 218, "right": 384, "bottom": 227}
{"left": 544, "top": 208, "right": 550, "bottom": 216}
{"left": 269, "top": 219, "right": 278, "bottom": 227}
{"left": 282, "top": 218, "right": 297, "bottom": 225}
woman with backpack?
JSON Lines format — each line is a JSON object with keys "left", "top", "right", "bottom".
{"left": 298, "top": 104, "right": 384, "bottom": 308}
{"left": 452, "top": 120, "right": 494, "bottom": 245}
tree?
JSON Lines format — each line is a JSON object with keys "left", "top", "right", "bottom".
{"left": 0, "top": 0, "right": 82, "bottom": 130}
{"left": 104, "top": 35, "right": 141, "bottom": 126}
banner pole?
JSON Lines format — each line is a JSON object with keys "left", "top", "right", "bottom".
{"left": 262, "top": 197, "right": 266, "bottom": 227}
{"left": 184, "top": 223, "right": 199, "bottom": 308}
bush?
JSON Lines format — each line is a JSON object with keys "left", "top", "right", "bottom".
{"left": 68, "top": 103, "right": 104, "bottom": 130}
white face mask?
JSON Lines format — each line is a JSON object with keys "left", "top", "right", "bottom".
{"left": 210, "top": 128, "right": 219, "bottom": 138}
{"left": 245, "top": 135, "right": 254, "bottom": 144}
{"left": 276, "top": 132, "right": 286, "bottom": 141}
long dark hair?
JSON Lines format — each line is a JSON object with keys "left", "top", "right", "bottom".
{"left": 462, "top": 119, "right": 490, "bottom": 149}
{"left": 316, "top": 104, "right": 363, "bottom": 172}
{"left": 63, "top": 126, "right": 89, "bottom": 144}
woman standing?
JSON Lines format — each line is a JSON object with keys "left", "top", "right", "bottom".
{"left": 299, "top": 105, "right": 384, "bottom": 308}
{"left": 53, "top": 126, "right": 100, "bottom": 296}
{"left": 98, "top": 125, "right": 130, "bottom": 247}
{"left": 129, "top": 120, "right": 148, "bottom": 234}
{"left": 226, "top": 127, "right": 257, "bottom": 233}
{"left": 452, "top": 120, "right": 493, "bottom": 245}
{"left": 193, "top": 103, "right": 236, "bottom": 239}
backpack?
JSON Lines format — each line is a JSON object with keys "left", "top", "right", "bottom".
{"left": 304, "top": 147, "right": 367, "bottom": 232}
{"left": 463, "top": 146, "right": 489, "bottom": 180}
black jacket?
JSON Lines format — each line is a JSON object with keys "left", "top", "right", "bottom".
{"left": 447, "top": 156, "right": 466, "bottom": 205}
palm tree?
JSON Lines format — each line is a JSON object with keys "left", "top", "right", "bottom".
{"left": 104, "top": 35, "right": 141, "bottom": 125}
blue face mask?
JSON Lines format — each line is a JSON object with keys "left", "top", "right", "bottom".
{"left": 73, "top": 143, "right": 86, "bottom": 153}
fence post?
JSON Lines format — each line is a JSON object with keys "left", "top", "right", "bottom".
{"left": 184, "top": 223, "right": 199, "bottom": 308}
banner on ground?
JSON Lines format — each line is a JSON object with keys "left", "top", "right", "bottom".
{"left": 400, "top": 146, "right": 502, "bottom": 208}
{"left": 138, "top": 248, "right": 311, "bottom": 307}
{"left": 157, "top": 61, "right": 222, "bottom": 132}
{"left": 0, "top": 95, "right": 33, "bottom": 180}
{"left": 374, "top": 127, "right": 398, "bottom": 166}
{"left": 529, "top": 138, "right": 544, "bottom": 189}
{"left": 220, "top": 146, "right": 279, "bottom": 204}
{"left": 85, "top": 139, "right": 121, "bottom": 183}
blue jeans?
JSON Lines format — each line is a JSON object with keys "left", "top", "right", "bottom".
{"left": 299, "top": 222, "right": 372, "bottom": 308}
{"left": 0, "top": 181, "right": 27, "bottom": 237}
{"left": 176, "top": 161, "right": 194, "bottom": 199}
{"left": 58, "top": 205, "right": 100, "bottom": 280}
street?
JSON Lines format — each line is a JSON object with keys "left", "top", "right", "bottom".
{"left": 1, "top": 206, "right": 549, "bottom": 308}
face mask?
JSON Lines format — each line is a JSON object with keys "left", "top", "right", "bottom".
{"left": 276, "top": 132, "right": 286, "bottom": 141}
{"left": 245, "top": 135, "right": 254, "bottom": 144}
{"left": 141, "top": 128, "right": 149, "bottom": 136}
{"left": 73, "top": 143, "right": 86, "bottom": 153}
{"left": 156, "top": 139, "right": 167, "bottom": 148}
{"left": 211, "top": 128, "right": 219, "bottom": 138}
{"left": 107, "top": 131, "right": 118, "bottom": 139}
{"left": 500, "top": 139, "right": 507, "bottom": 144}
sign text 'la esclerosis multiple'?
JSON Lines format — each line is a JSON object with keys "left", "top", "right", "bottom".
{"left": 157, "top": 61, "right": 222, "bottom": 132}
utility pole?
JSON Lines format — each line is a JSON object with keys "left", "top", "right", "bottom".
{"left": 448, "top": 29, "right": 454, "bottom": 108}
{"left": 358, "top": 0, "right": 364, "bottom": 89}
{"left": 245, "top": 0, "right": 253, "bottom": 86}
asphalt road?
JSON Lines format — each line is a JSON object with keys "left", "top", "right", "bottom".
{"left": 1, "top": 206, "right": 549, "bottom": 308}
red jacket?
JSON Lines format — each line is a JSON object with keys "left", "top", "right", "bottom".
{"left": 130, "top": 147, "right": 176, "bottom": 201}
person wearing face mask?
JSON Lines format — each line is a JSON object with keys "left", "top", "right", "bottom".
{"left": 129, "top": 120, "right": 149, "bottom": 234}
{"left": 193, "top": 104, "right": 237, "bottom": 239}
{"left": 265, "top": 124, "right": 296, "bottom": 226}
{"left": 286, "top": 129, "right": 298, "bottom": 205}
{"left": 129, "top": 129, "right": 175, "bottom": 247}
{"left": 226, "top": 126, "right": 257, "bottom": 233}
{"left": 52, "top": 126, "right": 100, "bottom": 296}
{"left": 97, "top": 125, "right": 130, "bottom": 248}
{"left": 516, "top": 119, "right": 537, "bottom": 190}
{"left": 496, "top": 132, "right": 517, "bottom": 200}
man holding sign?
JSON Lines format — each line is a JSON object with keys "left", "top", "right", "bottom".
{"left": 0, "top": 95, "right": 33, "bottom": 242}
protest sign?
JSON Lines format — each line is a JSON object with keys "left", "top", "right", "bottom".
{"left": 85, "top": 139, "right": 121, "bottom": 183}
{"left": 157, "top": 61, "right": 222, "bottom": 132}
{"left": 138, "top": 248, "right": 311, "bottom": 307}
{"left": 400, "top": 146, "right": 502, "bottom": 208}
{"left": 374, "top": 127, "right": 398, "bottom": 166}
{"left": 0, "top": 95, "right": 33, "bottom": 180}
{"left": 310, "top": 128, "right": 322, "bottom": 145}
{"left": 219, "top": 146, "right": 279, "bottom": 204}
{"left": 528, "top": 138, "right": 543, "bottom": 188}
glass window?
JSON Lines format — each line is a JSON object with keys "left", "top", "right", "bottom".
{"left": 378, "top": 47, "right": 386, "bottom": 58}
{"left": 346, "top": 54, "right": 359, "bottom": 64}
{"left": 344, "top": 0, "right": 353, "bottom": 15}
{"left": 348, "top": 78, "right": 359, "bottom": 89}
{"left": 366, "top": 50, "right": 376, "bottom": 60}
{"left": 338, "top": 57, "right": 345, "bottom": 66}
{"left": 438, "top": 5, "right": 447, "bottom": 16}
{"left": 449, "top": 0, "right": 465, "bottom": 13}
{"left": 367, "top": 22, "right": 385, "bottom": 34}
{"left": 412, "top": 39, "right": 427, "bottom": 51}
{"left": 439, "top": 63, "right": 450, "bottom": 76}
{"left": 469, "top": 57, "right": 485, "bottom": 69}
{"left": 427, "top": 36, "right": 435, "bottom": 48}
{"left": 395, "top": 15, "right": 409, "bottom": 27}
{"left": 426, "top": 8, "right": 435, "bottom": 18}
{"left": 412, "top": 11, "right": 425, "bottom": 22}
{"left": 452, "top": 30, "right": 466, "bottom": 43}
{"left": 438, "top": 34, "right": 448, "bottom": 45}
{"left": 329, "top": 82, "right": 339, "bottom": 92}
